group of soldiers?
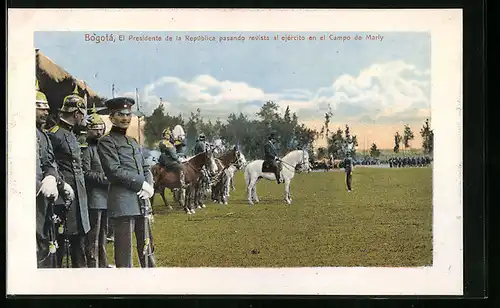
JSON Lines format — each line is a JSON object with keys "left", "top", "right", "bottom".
{"left": 156, "top": 128, "right": 215, "bottom": 187}
{"left": 388, "top": 156, "right": 432, "bottom": 168}
{"left": 36, "top": 81, "right": 155, "bottom": 268}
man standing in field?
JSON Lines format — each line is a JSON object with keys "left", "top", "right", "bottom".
{"left": 97, "top": 97, "right": 156, "bottom": 268}
{"left": 343, "top": 140, "right": 354, "bottom": 192}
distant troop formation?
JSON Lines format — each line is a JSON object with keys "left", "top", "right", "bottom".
{"left": 388, "top": 156, "right": 432, "bottom": 168}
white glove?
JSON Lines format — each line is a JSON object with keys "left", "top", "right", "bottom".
{"left": 40, "top": 175, "right": 58, "bottom": 199}
{"left": 63, "top": 182, "right": 75, "bottom": 201}
{"left": 137, "top": 182, "right": 154, "bottom": 200}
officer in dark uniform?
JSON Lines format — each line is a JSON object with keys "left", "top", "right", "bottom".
{"left": 158, "top": 127, "right": 186, "bottom": 189}
{"left": 35, "top": 81, "right": 75, "bottom": 268}
{"left": 263, "top": 132, "right": 282, "bottom": 184}
{"left": 82, "top": 109, "right": 110, "bottom": 268}
{"left": 343, "top": 141, "right": 354, "bottom": 192}
{"left": 97, "top": 97, "right": 156, "bottom": 268}
{"left": 194, "top": 133, "right": 207, "bottom": 155}
{"left": 48, "top": 85, "right": 91, "bottom": 268}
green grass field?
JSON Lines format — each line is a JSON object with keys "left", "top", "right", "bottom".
{"left": 106, "top": 167, "right": 433, "bottom": 267}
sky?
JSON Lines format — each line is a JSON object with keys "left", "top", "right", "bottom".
{"left": 35, "top": 31, "right": 431, "bottom": 149}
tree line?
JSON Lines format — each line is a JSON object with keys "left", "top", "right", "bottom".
{"left": 143, "top": 100, "right": 434, "bottom": 161}
{"left": 143, "top": 101, "right": 317, "bottom": 160}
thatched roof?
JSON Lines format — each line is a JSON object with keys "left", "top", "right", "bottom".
{"left": 36, "top": 49, "right": 108, "bottom": 114}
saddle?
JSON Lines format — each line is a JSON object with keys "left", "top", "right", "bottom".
{"left": 262, "top": 160, "right": 281, "bottom": 173}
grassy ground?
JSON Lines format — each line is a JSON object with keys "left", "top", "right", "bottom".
{"left": 106, "top": 167, "right": 433, "bottom": 267}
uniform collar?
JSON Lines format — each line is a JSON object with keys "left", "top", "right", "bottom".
{"left": 58, "top": 119, "right": 74, "bottom": 132}
{"left": 110, "top": 125, "right": 128, "bottom": 135}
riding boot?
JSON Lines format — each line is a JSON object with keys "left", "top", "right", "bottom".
{"left": 275, "top": 170, "right": 281, "bottom": 184}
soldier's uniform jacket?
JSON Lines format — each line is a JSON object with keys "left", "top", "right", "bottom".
{"left": 264, "top": 140, "right": 278, "bottom": 161}
{"left": 36, "top": 127, "right": 60, "bottom": 237}
{"left": 194, "top": 140, "right": 206, "bottom": 155}
{"left": 97, "top": 126, "right": 153, "bottom": 218}
{"left": 82, "top": 138, "right": 109, "bottom": 210}
{"left": 48, "top": 122, "right": 91, "bottom": 235}
{"left": 158, "top": 139, "right": 181, "bottom": 167}
{"left": 344, "top": 156, "right": 353, "bottom": 171}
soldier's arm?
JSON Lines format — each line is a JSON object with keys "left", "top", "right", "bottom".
{"left": 82, "top": 146, "right": 109, "bottom": 187}
{"left": 47, "top": 131, "right": 66, "bottom": 183}
{"left": 40, "top": 133, "right": 59, "bottom": 179}
{"left": 140, "top": 146, "right": 153, "bottom": 185}
{"left": 168, "top": 147, "right": 181, "bottom": 163}
{"left": 97, "top": 137, "right": 145, "bottom": 192}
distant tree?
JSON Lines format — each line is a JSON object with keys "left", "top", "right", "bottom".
{"left": 420, "top": 118, "right": 434, "bottom": 155}
{"left": 369, "top": 142, "right": 381, "bottom": 158}
{"left": 256, "top": 101, "right": 280, "bottom": 128}
{"left": 403, "top": 124, "right": 415, "bottom": 152}
{"left": 393, "top": 131, "right": 402, "bottom": 153}
{"left": 320, "top": 103, "right": 334, "bottom": 139}
{"left": 317, "top": 147, "right": 327, "bottom": 160}
{"left": 327, "top": 128, "right": 344, "bottom": 159}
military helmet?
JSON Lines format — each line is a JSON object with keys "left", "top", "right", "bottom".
{"left": 269, "top": 131, "right": 277, "bottom": 140}
{"left": 162, "top": 127, "right": 172, "bottom": 137}
{"left": 35, "top": 79, "right": 50, "bottom": 110}
{"left": 87, "top": 113, "right": 106, "bottom": 130}
{"left": 60, "top": 84, "right": 87, "bottom": 115}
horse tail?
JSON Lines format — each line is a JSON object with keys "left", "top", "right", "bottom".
{"left": 244, "top": 165, "right": 250, "bottom": 191}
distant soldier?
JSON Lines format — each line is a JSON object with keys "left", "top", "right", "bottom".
{"left": 263, "top": 132, "right": 282, "bottom": 184}
{"left": 48, "top": 85, "right": 91, "bottom": 268}
{"left": 97, "top": 97, "right": 156, "bottom": 268}
{"left": 343, "top": 142, "right": 354, "bottom": 192}
{"left": 35, "top": 80, "right": 74, "bottom": 268}
{"left": 194, "top": 133, "right": 207, "bottom": 155}
{"left": 158, "top": 127, "right": 186, "bottom": 188}
{"left": 82, "top": 109, "right": 110, "bottom": 268}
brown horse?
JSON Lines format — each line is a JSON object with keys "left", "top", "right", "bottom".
{"left": 208, "top": 146, "right": 243, "bottom": 205}
{"left": 150, "top": 149, "right": 216, "bottom": 214}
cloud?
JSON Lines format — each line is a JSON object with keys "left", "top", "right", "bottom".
{"left": 118, "top": 60, "right": 430, "bottom": 124}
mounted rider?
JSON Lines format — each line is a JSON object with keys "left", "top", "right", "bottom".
{"left": 194, "top": 133, "right": 213, "bottom": 184}
{"left": 264, "top": 131, "right": 282, "bottom": 184}
{"left": 158, "top": 127, "right": 186, "bottom": 188}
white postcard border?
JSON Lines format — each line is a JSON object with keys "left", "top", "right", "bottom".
{"left": 7, "top": 9, "right": 463, "bottom": 295}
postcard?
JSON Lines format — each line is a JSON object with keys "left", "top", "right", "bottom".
{"left": 7, "top": 9, "right": 463, "bottom": 295}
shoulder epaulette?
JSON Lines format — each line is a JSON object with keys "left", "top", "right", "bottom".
{"left": 49, "top": 125, "right": 60, "bottom": 133}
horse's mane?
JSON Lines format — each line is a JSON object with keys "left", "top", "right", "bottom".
{"left": 283, "top": 149, "right": 306, "bottom": 161}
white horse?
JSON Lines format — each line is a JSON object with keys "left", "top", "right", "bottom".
{"left": 244, "top": 149, "right": 310, "bottom": 206}
{"left": 224, "top": 152, "right": 247, "bottom": 198}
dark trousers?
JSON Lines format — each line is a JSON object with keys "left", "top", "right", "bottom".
{"left": 112, "top": 216, "right": 156, "bottom": 268}
{"left": 266, "top": 160, "right": 281, "bottom": 183}
{"left": 56, "top": 233, "right": 87, "bottom": 268}
{"left": 85, "top": 209, "right": 109, "bottom": 268}
{"left": 345, "top": 168, "right": 352, "bottom": 191}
